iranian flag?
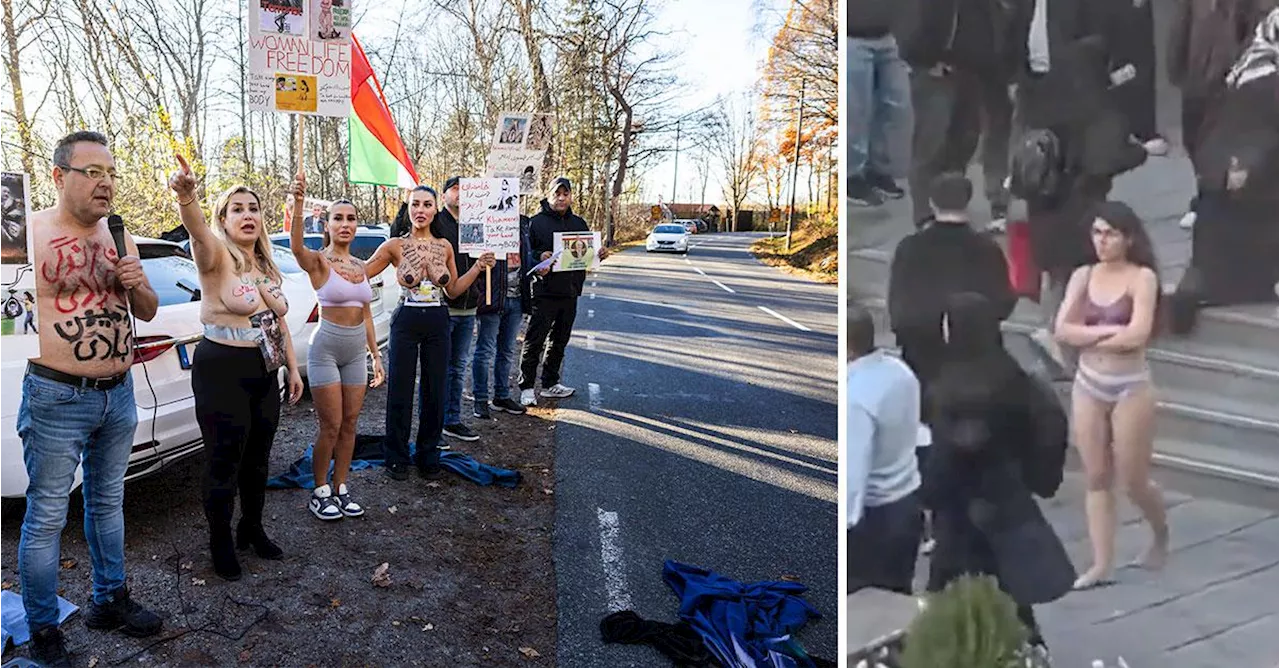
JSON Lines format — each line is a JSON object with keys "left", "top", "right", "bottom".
{"left": 348, "top": 35, "right": 419, "bottom": 188}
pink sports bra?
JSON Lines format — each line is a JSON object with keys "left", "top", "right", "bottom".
{"left": 316, "top": 267, "right": 373, "bottom": 308}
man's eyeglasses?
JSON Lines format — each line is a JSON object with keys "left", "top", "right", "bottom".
{"left": 58, "top": 164, "right": 120, "bottom": 182}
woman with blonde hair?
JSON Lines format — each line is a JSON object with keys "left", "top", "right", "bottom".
{"left": 1054, "top": 201, "right": 1169, "bottom": 590}
{"left": 168, "top": 155, "right": 305, "bottom": 581}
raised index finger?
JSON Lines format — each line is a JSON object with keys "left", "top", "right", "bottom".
{"left": 175, "top": 153, "right": 192, "bottom": 175}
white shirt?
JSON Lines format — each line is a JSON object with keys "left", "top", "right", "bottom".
{"left": 1028, "top": 0, "right": 1052, "bottom": 73}
{"left": 847, "top": 350, "right": 922, "bottom": 528}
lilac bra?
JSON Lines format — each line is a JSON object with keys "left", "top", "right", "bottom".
{"left": 1082, "top": 292, "right": 1133, "bottom": 326}
{"left": 316, "top": 267, "right": 373, "bottom": 308}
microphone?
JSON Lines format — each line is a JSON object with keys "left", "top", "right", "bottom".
{"left": 108, "top": 214, "right": 127, "bottom": 259}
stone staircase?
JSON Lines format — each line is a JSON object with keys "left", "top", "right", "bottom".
{"left": 851, "top": 246, "right": 1279, "bottom": 489}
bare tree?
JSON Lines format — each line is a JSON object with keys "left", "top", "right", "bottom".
{"left": 2, "top": 0, "right": 52, "bottom": 175}
{"left": 711, "top": 94, "right": 762, "bottom": 232}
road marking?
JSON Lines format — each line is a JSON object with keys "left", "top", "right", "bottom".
{"left": 693, "top": 266, "right": 707, "bottom": 276}
{"left": 587, "top": 334, "right": 596, "bottom": 350}
{"left": 590, "top": 292, "right": 596, "bottom": 300}
{"left": 597, "top": 508, "right": 632, "bottom": 612}
{"left": 712, "top": 279, "right": 736, "bottom": 293}
{"left": 758, "top": 306, "right": 811, "bottom": 331}
{"left": 683, "top": 257, "right": 692, "bottom": 265}
{"left": 591, "top": 281, "right": 597, "bottom": 287}
{"left": 588, "top": 382, "right": 601, "bottom": 411}
{"left": 588, "top": 309, "right": 595, "bottom": 319}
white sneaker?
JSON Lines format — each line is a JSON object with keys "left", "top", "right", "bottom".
{"left": 1142, "top": 137, "right": 1170, "bottom": 156}
{"left": 1179, "top": 210, "right": 1197, "bottom": 229}
{"left": 540, "top": 383, "right": 575, "bottom": 399}
{"left": 520, "top": 388, "right": 538, "bottom": 407}
{"left": 309, "top": 484, "right": 343, "bottom": 521}
{"left": 333, "top": 483, "right": 364, "bottom": 517}
{"left": 986, "top": 218, "right": 1007, "bottom": 234}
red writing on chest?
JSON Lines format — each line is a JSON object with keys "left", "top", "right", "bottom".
{"left": 232, "top": 283, "right": 260, "bottom": 303}
{"left": 40, "top": 236, "right": 120, "bottom": 314}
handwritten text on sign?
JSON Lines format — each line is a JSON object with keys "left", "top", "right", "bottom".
{"left": 459, "top": 178, "right": 520, "bottom": 257}
{"left": 247, "top": 28, "right": 351, "bottom": 116}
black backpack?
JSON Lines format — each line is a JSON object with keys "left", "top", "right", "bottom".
{"left": 1009, "top": 128, "right": 1064, "bottom": 202}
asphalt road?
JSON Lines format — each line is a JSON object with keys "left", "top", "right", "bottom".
{"left": 550, "top": 233, "right": 839, "bottom": 666}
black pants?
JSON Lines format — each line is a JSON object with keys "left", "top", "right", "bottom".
{"left": 909, "top": 68, "right": 1012, "bottom": 225}
{"left": 192, "top": 340, "right": 280, "bottom": 541}
{"left": 848, "top": 491, "right": 924, "bottom": 595}
{"left": 518, "top": 296, "right": 578, "bottom": 390}
{"left": 384, "top": 305, "right": 449, "bottom": 469}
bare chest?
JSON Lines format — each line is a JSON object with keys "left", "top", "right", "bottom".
{"left": 33, "top": 233, "right": 132, "bottom": 372}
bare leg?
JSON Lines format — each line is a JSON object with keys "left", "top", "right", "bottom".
{"left": 1071, "top": 384, "right": 1117, "bottom": 589}
{"left": 1112, "top": 383, "right": 1169, "bottom": 570}
{"left": 310, "top": 384, "right": 344, "bottom": 488}
{"left": 331, "top": 383, "right": 367, "bottom": 489}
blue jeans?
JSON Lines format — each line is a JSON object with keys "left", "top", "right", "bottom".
{"left": 848, "top": 35, "right": 910, "bottom": 178}
{"left": 17, "top": 372, "right": 138, "bottom": 631}
{"left": 473, "top": 298, "right": 524, "bottom": 404}
{"left": 444, "top": 313, "right": 477, "bottom": 425}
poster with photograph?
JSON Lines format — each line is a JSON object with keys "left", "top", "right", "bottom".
{"left": 493, "top": 113, "right": 531, "bottom": 148}
{"left": 552, "top": 231, "right": 601, "bottom": 272}
{"left": 525, "top": 113, "right": 554, "bottom": 151}
{"left": 485, "top": 149, "right": 542, "bottom": 195}
{"left": 310, "top": 0, "right": 351, "bottom": 43}
{"left": 1, "top": 171, "right": 37, "bottom": 345}
{"left": 458, "top": 177, "right": 521, "bottom": 257}
{"left": 250, "top": 310, "right": 287, "bottom": 372}
{"left": 247, "top": 7, "right": 350, "bottom": 117}
{"left": 258, "top": 0, "right": 306, "bottom": 36}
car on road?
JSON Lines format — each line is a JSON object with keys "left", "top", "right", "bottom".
{"left": 646, "top": 223, "right": 690, "bottom": 254}
{"left": 1, "top": 238, "right": 305, "bottom": 498}
{"left": 676, "top": 219, "right": 698, "bottom": 235}
{"left": 694, "top": 219, "right": 708, "bottom": 233}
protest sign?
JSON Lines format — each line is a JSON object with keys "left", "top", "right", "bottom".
{"left": 485, "top": 149, "right": 542, "bottom": 195}
{"left": 1, "top": 171, "right": 37, "bottom": 345}
{"left": 459, "top": 178, "right": 521, "bottom": 257}
{"left": 248, "top": 2, "right": 351, "bottom": 116}
{"left": 552, "top": 231, "right": 601, "bottom": 272}
{"left": 493, "top": 113, "right": 531, "bottom": 148}
{"left": 310, "top": 0, "right": 351, "bottom": 43}
{"left": 525, "top": 113, "right": 554, "bottom": 151}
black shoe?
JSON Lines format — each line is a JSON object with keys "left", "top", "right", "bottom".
{"left": 490, "top": 397, "right": 527, "bottom": 415}
{"left": 236, "top": 523, "right": 284, "bottom": 560}
{"left": 867, "top": 172, "right": 905, "bottom": 199}
{"left": 84, "top": 586, "right": 163, "bottom": 638}
{"left": 473, "top": 403, "right": 492, "bottom": 420}
{"left": 208, "top": 533, "right": 242, "bottom": 582}
{"left": 385, "top": 464, "right": 411, "bottom": 481}
{"left": 848, "top": 176, "right": 885, "bottom": 207}
{"left": 417, "top": 465, "right": 445, "bottom": 480}
{"left": 443, "top": 423, "right": 480, "bottom": 442}
{"left": 29, "top": 626, "right": 72, "bottom": 667}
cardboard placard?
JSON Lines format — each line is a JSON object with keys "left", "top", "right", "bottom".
{"left": 248, "top": 0, "right": 351, "bottom": 117}
{"left": 552, "top": 231, "right": 600, "bottom": 272}
{"left": 458, "top": 177, "right": 521, "bottom": 257}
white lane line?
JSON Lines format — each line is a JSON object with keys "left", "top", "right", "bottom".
{"left": 683, "top": 257, "right": 692, "bottom": 265}
{"left": 589, "top": 292, "right": 595, "bottom": 300}
{"left": 712, "top": 279, "right": 736, "bottom": 294}
{"left": 587, "top": 334, "right": 596, "bottom": 350}
{"left": 693, "top": 267, "right": 707, "bottom": 276}
{"left": 588, "top": 382, "right": 602, "bottom": 411}
{"left": 597, "top": 508, "right": 632, "bottom": 612}
{"left": 588, "top": 309, "right": 595, "bottom": 319}
{"left": 758, "top": 306, "right": 812, "bottom": 332}
{"left": 591, "top": 281, "right": 597, "bottom": 287}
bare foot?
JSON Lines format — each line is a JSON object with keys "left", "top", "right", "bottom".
{"left": 1072, "top": 566, "right": 1115, "bottom": 591}
{"left": 1134, "top": 531, "right": 1169, "bottom": 571}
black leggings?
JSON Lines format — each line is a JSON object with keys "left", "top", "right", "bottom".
{"left": 383, "top": 305, "right": 448, "bottom": 469}
{"left": 192, "top": 340, "right": 281, "bottom": 539}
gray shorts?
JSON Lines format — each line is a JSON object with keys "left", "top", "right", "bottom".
{"left": 307, "top": 320, "right": 367, "bottom": 387}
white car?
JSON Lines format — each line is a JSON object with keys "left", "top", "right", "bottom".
{"left": 646, "top": 223, "right": 690, "bottom": 254}
{"left": 268, "top": 228, "right": 396, "bottom": 377}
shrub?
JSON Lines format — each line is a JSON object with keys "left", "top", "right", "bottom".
{"left": 900, "top": 575, "right": 1029, "bottom": 668}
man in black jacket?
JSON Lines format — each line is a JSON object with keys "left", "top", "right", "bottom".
{"left": 848, "top": 0, "right": 911, "bottom": 206}
{"left": 470, "top": 212, "right": 532, "bottom": 420}
{"left": 434, "top": 175, "right": 483, "bottom": 443}
{"left": 517, "top": 177, "right": 609, "bottom": 407}
{"left": 903, "top": 0, "right": 1017, "bottom": 229}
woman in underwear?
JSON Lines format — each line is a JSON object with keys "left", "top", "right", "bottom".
{"left": 365, "top": 185, "right": 494, "bottom": 481}
{"left": 168, "top": 155, "right": 305, "bottom": 581}
{"left": 288, "top": 190, "right": 384, "bottom": 521}
{"left": 1054, "top": 200, "right": 1169, "bottom": 590}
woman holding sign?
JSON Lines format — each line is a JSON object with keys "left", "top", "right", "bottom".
{"left": 168, "top": 155, "right": 305, "bottom": 581}
{"left": 365, "top": 185, "right": 495, "bottom": 481}
{"left": 288, "top": 192, "right": 385, "bottom": 521}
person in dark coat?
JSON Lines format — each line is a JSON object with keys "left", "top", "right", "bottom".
{"left": 921, "top": 292, "right": 1074, "bottom": 661}
{"left": 1170, "top": 8, "right": 1280, "bottom": 333}
{"left": 1099, "top": 0, "right": 1165, "bottom": 153}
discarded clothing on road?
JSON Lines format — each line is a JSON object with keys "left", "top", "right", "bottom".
{"left": 267, "top": 436, "right": 520, "bottom": 489}
{"left": 662, "top": 560, "right": 825, "bottom": 668}
{"left": 600, "top": 610, "right": 714, "bottom": 666}
{"left": 0, "top": 590, "right": 78, "bottom": 650}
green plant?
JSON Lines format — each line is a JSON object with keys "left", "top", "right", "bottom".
{"left": 900, "top": 575, "right": 1029, "bottom": 668}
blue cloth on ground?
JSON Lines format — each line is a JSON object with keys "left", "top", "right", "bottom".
{"left": 266, "top": 443, "right": 520, "bottom": 489}
{"left": 661, "top": 560, "right": 823, "bottom": 668}
{"left": 1, "top": 590, "right": 78, "bottom": 649}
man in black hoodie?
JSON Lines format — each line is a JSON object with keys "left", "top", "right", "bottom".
{"left": 517, "top": 176, "right": 609, "bottom": 407}
{"left": 848, "top": 0, "right": 911, "bottom": 206}
{"left": 902, "top": 0, "right": 1018, "bottom": 229}
{"left": 433, "top": 175, "right": 484, "bottom": 443}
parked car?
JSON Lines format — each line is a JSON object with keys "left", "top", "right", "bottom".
{"left": 0, "top": 238, "right": 308, "bottom": 498}
{"left": 646, "top": 223, "right": 690, "bottom": 254}
{"left": 675, "top": 219, "right": 698, "bottom": 235}
{"left": 695, "top": 219, "right": 708, "bottom": 233}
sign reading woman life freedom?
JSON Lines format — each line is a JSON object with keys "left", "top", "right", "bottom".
{"left": 247, "top": 0, "right": 352, "bottom": 116}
